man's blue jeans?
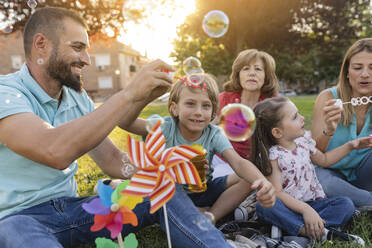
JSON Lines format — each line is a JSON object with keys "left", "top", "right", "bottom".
{"left": 315, "top": 149, "right": 372, "bottom": 207}
{"left": 256, "top": 197, "right": 355, "bottom": 236}
{"left": 0, "top": 184, "right": 230, "bottom": 248}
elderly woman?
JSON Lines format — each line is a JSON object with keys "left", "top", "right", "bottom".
{"left": 311, "top": 38, "right": 372, "bottom": 209}
{"left": 212, "top": 49, "right": 279, "bottom": 178}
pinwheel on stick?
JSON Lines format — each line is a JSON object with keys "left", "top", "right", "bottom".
{"left": 121, "top": 121, "right": 204, "bottom": 247}
{"left": 82, "top": 180, "right": 140, "bottom": 248}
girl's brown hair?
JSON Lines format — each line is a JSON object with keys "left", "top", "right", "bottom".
{"left": 251, "top": 97, "right": 289, "bottom": 176}
{"left": 223, "top": 49, "right": 279, "bottom": 97}
{"left": 168, "top": 73, "right": 219, "bottom": 121}
{"left": 337, "top": 38, "right": 372, "bottom": 126}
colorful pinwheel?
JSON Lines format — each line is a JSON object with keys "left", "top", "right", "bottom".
{"left": 121, "top": 121, "right": 204, "bottom": 214}
{"left": 82, "top": 180, "right": 138, "bottom": 239}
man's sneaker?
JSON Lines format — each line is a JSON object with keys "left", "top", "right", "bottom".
{"left": 356, "top": 205, "right": 372, "bottom": 213}
{"left": 327, "top": 228, "right": 365, "bottom": 246}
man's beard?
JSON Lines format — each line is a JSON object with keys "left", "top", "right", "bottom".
{"left": 46, "top": 50, "right": 84, "bottom": 93}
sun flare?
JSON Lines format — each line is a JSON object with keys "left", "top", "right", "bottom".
{"left": 119, "top": 0, "right": 196, "bottom": 64}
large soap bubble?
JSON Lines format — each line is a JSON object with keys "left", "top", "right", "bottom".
{"left": 183, "top": 57, "right": 204, "bottom": 75}
{"left": 146, "top": 114, "right": 164, "bottom": 133}
{"left": 202, "top": 10, "right": 229, "bottom": 38}
{"left": 2, "top": 26, "right": 12, "bottom": 34}
{"left": 27, "top": 0, "right": 37, "bottom": 9}
{"left": 219, "top": 104, "right": 256, "bottom": 142}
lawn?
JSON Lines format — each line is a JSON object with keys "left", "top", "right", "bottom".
{"left": 75, "top": 95, "right": 371, "bottom": 248}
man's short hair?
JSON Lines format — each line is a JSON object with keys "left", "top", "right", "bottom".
{"left": 23, "top": 7, "right": 88, "bottom": 58}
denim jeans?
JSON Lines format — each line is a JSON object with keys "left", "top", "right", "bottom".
{"left": 256, "top": 197, "right": 355, "bottom": 236}
{"left": 0, "top": 184, "right": 231, "bottom": 248}
{"left": 315, "top": 150, "right": 372, "bottom": 207}
{"left": 188, "top": 176, "right": 227, "bottom": 208}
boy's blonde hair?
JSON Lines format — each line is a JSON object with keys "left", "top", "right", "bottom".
{"left": 168, "top": 73, "right": 219, "bottom": 121}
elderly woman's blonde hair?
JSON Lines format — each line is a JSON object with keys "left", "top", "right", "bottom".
{"left": 223, "top": 49, "right": 279, "bottom": 97}
{"left": 337, "top": 38, "right": 372, "bottom": 126}
{"left": 168, "top": 73, "right": 219, "bottom": 121}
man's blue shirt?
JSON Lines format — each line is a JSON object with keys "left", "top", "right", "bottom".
{"left": 0, "top": 63, "right": 95, "bottom": 219}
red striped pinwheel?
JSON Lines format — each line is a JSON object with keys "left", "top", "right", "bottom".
{"left": 121, "top": 121, "right": 204, "bottom": 213}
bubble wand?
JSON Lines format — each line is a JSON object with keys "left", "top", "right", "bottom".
{"left": 335, "top": 96, "right": 372, "bottom": 108}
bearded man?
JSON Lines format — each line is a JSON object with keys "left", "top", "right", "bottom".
{"left": 0, "top": 7, "right": 230, "bottom": 248}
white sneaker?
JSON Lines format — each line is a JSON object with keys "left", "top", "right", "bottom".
{"left": 234, "top": 191, "right": 257, "bottom": 221}
{"left": 327, "top": 228, "right": 365, "bottom": 247}
{"left": 226, "top": 239, "right": 254, "bottom": 248}
{"left": 271, "top": 225, "right": 282, "bottom": 240}
{"left": 235, "top": 235, "right": 260, "bottom": 247}
{"left": 356, "top": 205, "right": 372, "bottom": 213}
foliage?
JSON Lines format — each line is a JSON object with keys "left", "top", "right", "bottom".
{"left": 0, "top": 0, "right": 127, "bottom": 41}
{"left": 279, "top": 0, "right": 372, "bottom": 86}
{"left": 171, "top": 0, "right": 372, "bottom": 87}
{"left": 171, "top": 35, "right": 234, "bottom": 77}
{"left": 0, "top": 0, "right": 180, "bottom": 43}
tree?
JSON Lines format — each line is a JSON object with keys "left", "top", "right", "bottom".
{"left": 283, "top": 0, "right": 372, "bottom": 86}
{"left": 171, "top": 0, "right": 372, "bottom": 87}
{"left": 1, "top": 0, "right": 129, "bottom": 41}
{"left": 0, "top": 0, "right": 179, "bottom": 42}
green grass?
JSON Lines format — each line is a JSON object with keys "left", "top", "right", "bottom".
{"left": 291, "top": 94, "right": 317, "bottom": 130}
{"left": 75, "top": 96, "right": 372, "bottom": 248}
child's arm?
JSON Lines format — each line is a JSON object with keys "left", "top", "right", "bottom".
{"left": 269, "top": 159, "right": 325, "bottom": 239}
{"left": 311, "top": 136, "right": 372, "bottom": 167}
{"left": 119, "top": 118, "right": 148, "bottom": 136}
{"left": 222, "top": 148, "right": 275, "bottom": 207}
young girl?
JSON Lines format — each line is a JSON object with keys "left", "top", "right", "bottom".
{"left": 251, "top": 97, "right": 370, "bottom": 244}
{"left": 127, "top": 73, "right": 275, "bottom": 224}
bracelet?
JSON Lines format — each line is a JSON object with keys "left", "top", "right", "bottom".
{"left": 322, "top": 128, "right": 334, "bottom": 136}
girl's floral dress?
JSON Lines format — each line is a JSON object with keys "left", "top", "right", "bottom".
{"left": 269, "top": 132, "right": 326, "bottom": 202}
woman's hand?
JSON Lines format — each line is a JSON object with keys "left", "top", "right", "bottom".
{"left": 322, "top": 99, "right": 342, "bottom": 135}
{"left": 302, "top": 206, "right": 325, "bottom": 240}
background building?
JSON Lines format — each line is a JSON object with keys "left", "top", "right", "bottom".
{"left": 0, "top": 32, "right": 148, "bottom": 102}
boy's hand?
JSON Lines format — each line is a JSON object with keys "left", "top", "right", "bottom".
{"left": 251, "top": 178, "right": 276, "bottom": 207}
{"left": 349, "top": 136, "right": 372, "bottom": 150}
{"left": 302, "top": 206, "right": 325, "bottom": 240}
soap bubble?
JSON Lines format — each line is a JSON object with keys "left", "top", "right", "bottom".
{"left": 146, "top": 114, "right": 164, "bottom": 133}
{"left": 192, "top": 215, "right": 212, "bottom": 231}
{"left": 27, "top": 0, "right": 37, "bottom": 9}
{"left": 183, "top": 57, "right": 204, "bottom": 75}
{"left": 2, "top": 26, "right": 12, "bottom": 34}
{"left": 184, "top": 74, "right": 206, "bottom": 88}
{"left": 219, "top": 104, "right": 256, "bottom": 142}
{"left": 202, "top": 10, "right": 229, "bottom": 38}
